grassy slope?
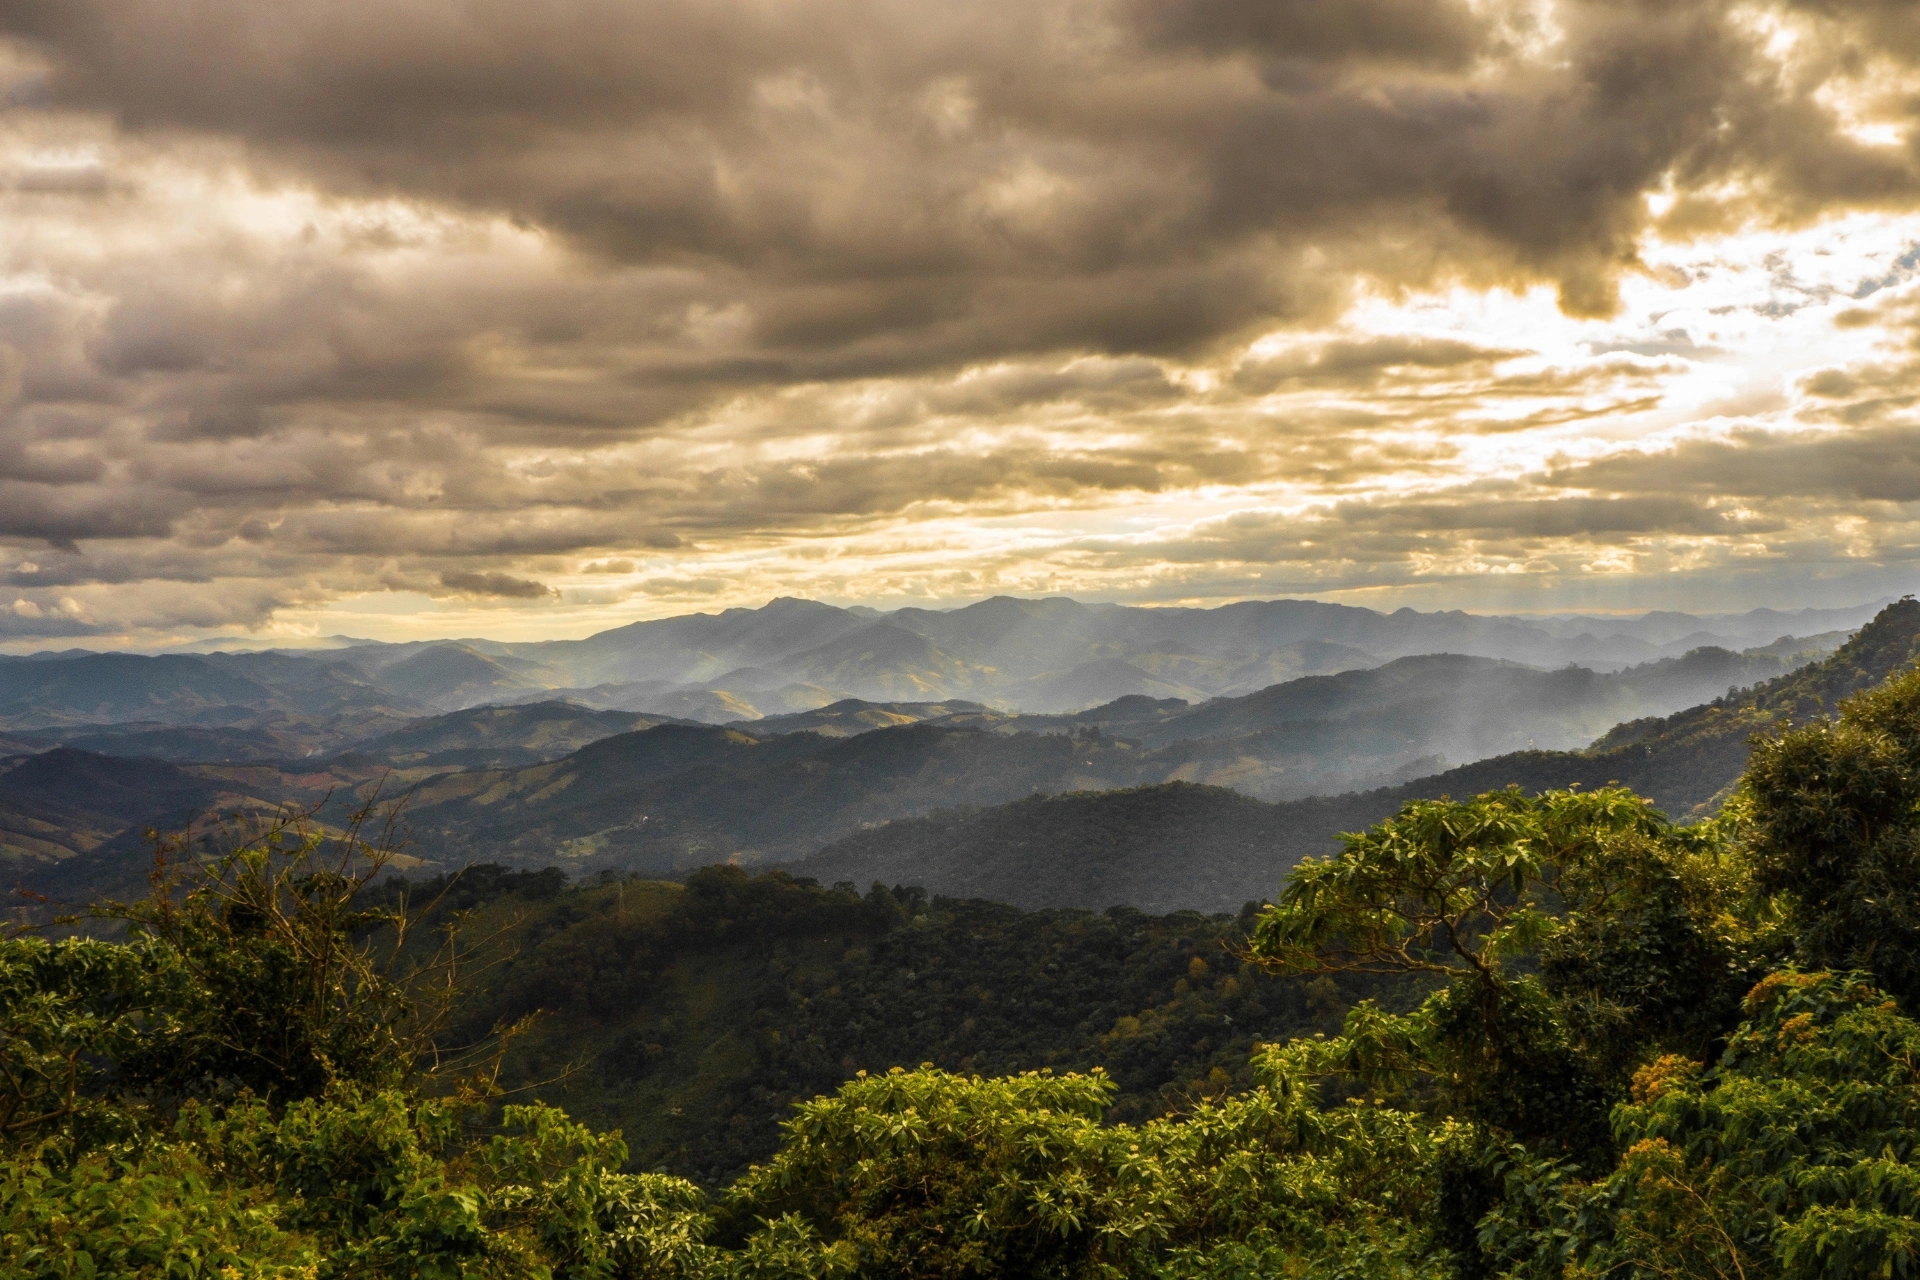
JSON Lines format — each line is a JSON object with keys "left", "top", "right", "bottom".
{"left": 0, "top": 749, "right": 219, "bottom": 874}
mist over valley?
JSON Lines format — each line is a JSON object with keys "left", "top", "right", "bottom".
{"left": 0, "top": 592, "right": 1892, "bottom": 917}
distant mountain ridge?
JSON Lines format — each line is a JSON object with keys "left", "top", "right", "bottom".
{"left": 779, "top": 640, "right": 1834, "bottom": 802}
{"left": 1370, "top": 595, "right": 1920, "bottom": 817}
{"left": 0, "top": 596, "right": 1886, "bottom": 736}
{"left": 375, "top": 632, "right": 1835, "bottom": 875}
{"left": 785, "top": 598, "right": 1920, "bottom": 912}
{"left": 2, "top": 596, "right": 1906, "bottom": 921}
{"left": 0, "top": 617, "right": 1871, "bottom": 908}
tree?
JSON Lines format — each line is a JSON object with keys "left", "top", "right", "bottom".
{"left": 725, "top": 1060, "right": 1450, "bottom": 1280}
{"left": 1743, "top": 664, "right": 1920, "bottom": 1005}
{"left": 1249, "top": 787, "right": 1760, "bottom": 1165}
{"left": 1482, "top": 970, "right": 1920, "bottom": 1280}
{"left": 0, "top": 800, "right": 729, "bottom": 1279}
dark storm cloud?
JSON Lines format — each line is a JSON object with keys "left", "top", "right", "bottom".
{"left": 1128, "top": 0, "right": 1491, "bottom": 66}
{"left": 0, "top": 612, "right": 110, "bottom": 639}
{"left": 0, "top": 480, "right": 175, "bottom": 547}
{"left": 3, "top": 0, "right": 1920, "bottom": 635}
{"left": 7, "top": 0, "right": 1916, "bottom": 364}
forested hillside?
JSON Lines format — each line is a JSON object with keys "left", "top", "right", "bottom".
{"left": 394, "top": 722, "right": 1149, "bottom": 872}
{"left": 798, "top": 598, "right": 1920, "bottom": 909}
{"left": 256, "top": 618, "right": 1891, "bottom": 886}
{"left": 337, "top": 701, "right": 692, "bottom": 770}
{"left": 8, "top": 608, "right": 1894, "bottom": 916}
{"left": 792, "top": 783, "right": 1291, "bottom": 912}
{"left": 963, "top": 640, "right": 1827, "bottom": 801}
{"left": 391, "top": 865, "right": 1394, "bottom": 1187}
{"left": 370, "top": 626, "right": 1841, "bottom": 879}
{"left": 1374, "top": 591, "right": 1920, "bottom": 816}
{"left": 0, "top": 599, "right": 1866, "bottom": 911}
{"left": 13, "top": 629, "right": 1920, "bottom": 1277}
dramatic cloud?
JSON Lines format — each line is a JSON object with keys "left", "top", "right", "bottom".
{"left": 438, "top": 570, "right": 558, "bottom": 600}
{"left": 2, "top": 0, "right": 1920, "bottom": 644}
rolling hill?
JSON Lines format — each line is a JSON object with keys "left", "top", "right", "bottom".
{"left": 0, "top": 649, "right": 419, "bottom": 751}
{"left": 333, "top": 701, "right": 692, "bottom": 769}
{"left": 0, "top": 748, "right": 219, "bottom": 869}
{"left": 1363, "top": 593, "right": 1920, "bottom": 818}
{"left": 394, "top": 722, "right": 1146, "bottom": 873}
{"left": 791, "top": 782, "right": 1294, "bottom": 913}
{"left": 735, "top": 698, "right": 992, "bottom": 738}
{"left": 0, "top": 595, "right": 1875, "bottom": 735}
{"left": 919, "top": 640, "right": 1832, "bottom": 801}
{"left": 0, "top": 722, "right": 326, "bottom": 765}
{"left": 4, "top": 600, "right": 1908, "bottom": 919}
{"left": 350, "top": 632, "right": 1844, "bottom": 879}
{"left": 775, "top": 598, "right": 1920, "bottom": 911}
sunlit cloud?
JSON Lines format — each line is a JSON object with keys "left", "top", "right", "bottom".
{"left": 4, "top": 2, "right": 1920, "bottom": 647}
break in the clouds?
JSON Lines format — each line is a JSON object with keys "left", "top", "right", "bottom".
{"left": 4, "top": 0, "right": 1920, "bottom": 644}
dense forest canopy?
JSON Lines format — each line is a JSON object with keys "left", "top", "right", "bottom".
{"left": 12, "top": 626, "right": 1920, "bottom": 1275}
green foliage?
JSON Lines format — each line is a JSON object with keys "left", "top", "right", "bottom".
{"left": 1535, "top": 818, "right": 1775, "bottom": 1088}
{"left": 0, "top": 935, "right": 184, "bottom": 1147}
{"left": 1, "top": 1134, "right": 312, "bottom": 1278}
{"left": 0, "top": 802, "right": 718, "bottom": 1278}
{"left": 728, "top": 1062, "right": 1450, "bottom": 1280}
{"left": 0, "top": 1087, "right": 735, "bottom": 1279}
{"left": 13, "top": 615, "right": 1920, "bottom": 1277}
{"left": 1, "top": 795, "right": 505, "bottom": 1147}
{"left": 1253, "top": 787, "right": 1669, "bottom": 981}
{"left": 1477, "top": 970, "right": 1920, "bottom": 1280}
{"left": 1249, "top": 787, "right": 1762, "bottom": 1165}
{"left": 435, "top": 867, "right": 1397, "bottom": 1185}
{"left": 1745, "top": 664, "right": 1920, "bottom": 1003}
{"left": 734, "top": 1067, "right": 1113, "bottom": 1278}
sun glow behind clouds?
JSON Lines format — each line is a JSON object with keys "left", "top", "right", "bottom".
{"left": 554, "top": 212, "right": 1920, "bottom": 618}
{"left": 12, "top": 163, "right": 1920, "bottom": 648}
{"left": 10, "top": 0, "right": 1920, "bottom": 646}
{"left": 22, "top": 198, "right": 1920, "bottom": 647}
{"left": 311, "top": 219, "right": 1920, "bottom": 640}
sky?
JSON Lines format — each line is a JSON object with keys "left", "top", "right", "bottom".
{"left": 5, "top": 0, "right": 1920, "bottom": 648}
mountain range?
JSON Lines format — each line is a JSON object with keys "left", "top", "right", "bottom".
{"left": 2, "top": 593, "right": 1909, "bottom": 920}
{"left": 0, "top": 597, "right": 1879, "bottom": 743}
{"left": 790, "top": 597, "right": 1920, "bottom": 912}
